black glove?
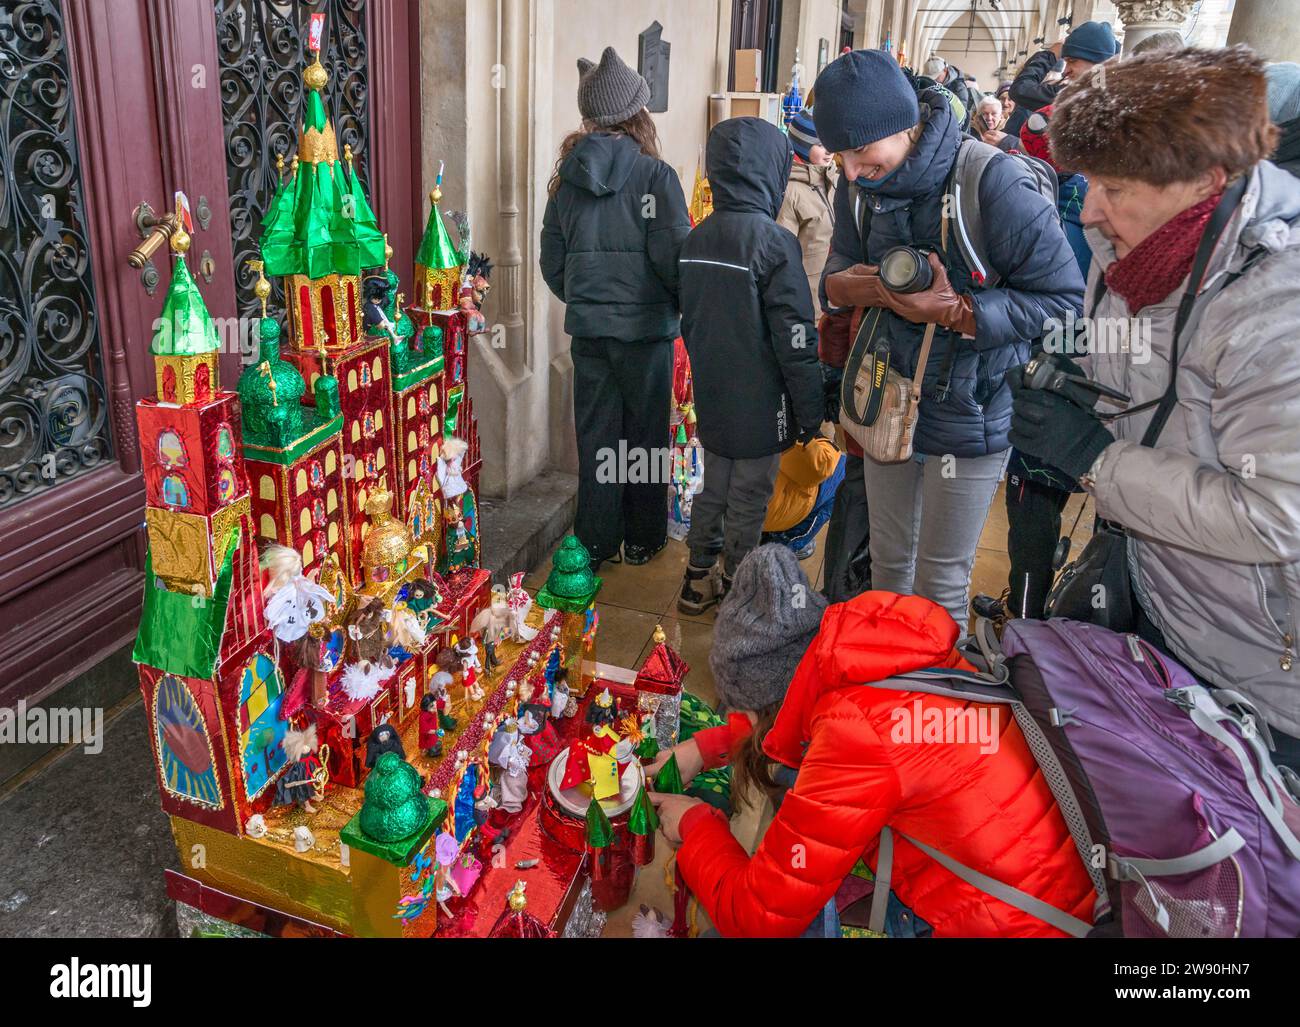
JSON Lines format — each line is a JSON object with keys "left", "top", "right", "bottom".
{"left": 822, "top": 364, "right": 844, "bottom": 424}
{"left": 1008, "top": 387, "right": 1115, "bottom": 482}
{"left": 796, "top": 425, "right": 821, "bottom": 445}
{"left": 1006, "top": 352, "right": 1100, "bottom": 411}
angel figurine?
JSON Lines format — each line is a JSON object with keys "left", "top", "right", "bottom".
{"left": 433, "top": 831, "right": 464, "bottom": 918}
{"left": 504, "top": 572, "right": 538, "bottom": 642}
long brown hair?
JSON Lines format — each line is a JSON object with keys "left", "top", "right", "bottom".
{"left": 730, "top": 705, "right": 783, "bottom": 811}
{"left": 547, "top": 108, "right": 662, "bottom": 198}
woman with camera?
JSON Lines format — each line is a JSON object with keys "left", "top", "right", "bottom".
{"left": 812, "top": 49, "right": 1084, "bottom": 633}
{"left": 1008, "top": 46, "right": 1300, "bottom": 768}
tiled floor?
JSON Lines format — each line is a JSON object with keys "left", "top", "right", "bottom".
{"left": 526, "top": 481, "right": 1094, "bottom": 935}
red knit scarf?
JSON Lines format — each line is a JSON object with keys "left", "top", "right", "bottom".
{"left": 1103, "top": 192, "right": 1223, "bottom": 315}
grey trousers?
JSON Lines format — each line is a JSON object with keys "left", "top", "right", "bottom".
{"left": 862, "top": 449, "right": 1008, "bottom": 633}
{"left": 687, "top": 448, "right": 782, "bottom": 577}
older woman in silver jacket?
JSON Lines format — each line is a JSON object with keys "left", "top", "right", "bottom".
{"left": 1008, "top": 46, "right": 1300, "bottom": 766}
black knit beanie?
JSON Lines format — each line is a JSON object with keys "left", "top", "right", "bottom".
{"left": 812, "top": 49, "right": 920, "bottom": 153}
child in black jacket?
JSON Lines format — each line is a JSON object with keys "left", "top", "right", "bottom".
{"left": 540, "top": 48, "right": 691, "bottom": 570}
{"left": 677, "top": 117, "right": 824, "bottom": 612}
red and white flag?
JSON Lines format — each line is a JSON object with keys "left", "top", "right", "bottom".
{"left": 308, "top": 12, "right": 325, "bottom": 53}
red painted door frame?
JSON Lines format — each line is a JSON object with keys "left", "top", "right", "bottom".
{"left": 0, "top": 0, "right": 422, "bottom": 708}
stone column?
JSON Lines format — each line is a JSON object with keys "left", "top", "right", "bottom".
{"left": 1227, "top": 0, "right": 1300, "bottom": 63}
{"left": 1113, "top": 1, "right": 1194, "bottom": 53}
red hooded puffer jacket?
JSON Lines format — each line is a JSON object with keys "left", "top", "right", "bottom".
{"left": 677, "top": 591, "right": 1096, "bottom": 937}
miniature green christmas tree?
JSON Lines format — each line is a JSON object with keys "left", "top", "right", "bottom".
{"left": 585, "top": 795, "right": 614, "bottom": 849}
{"left": 653, "top": 752, "right": 684, "bottom": 795}
{"left": 628, "top": 783, "right": 659, "bottom": 836}
{"left": 536, "top": 535, "right": 602, "bottom": 612}
{"left": 359, "top": 752, "right": 431, "bottom": 843}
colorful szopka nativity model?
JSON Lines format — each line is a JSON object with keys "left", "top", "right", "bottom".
{"left": 130, "top": 23, "right": 687, "bottom": 939}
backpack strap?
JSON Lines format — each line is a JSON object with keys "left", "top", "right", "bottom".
{"left": 869, "top": 825, "right": 1093, "bottom": 937}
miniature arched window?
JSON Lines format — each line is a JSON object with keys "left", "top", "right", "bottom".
{"left": 407, "top": 459, "right": 417, "bottom": 482}
{"left": 157, "top": 430, "right": 186, "bottom": 467}
{"left": 355, "top": 458, "right": 366, "bottom": 482}
{"left": 194, "top": 362, "right": 211, "bottom": 404}
{"left": 351, "top": 421, "right": 361, "bottom": 444}
{"left": 356, "top": 488, "right": 367, "bottom": 513}
{"left": 309, "top": 460, "right": 324, "bottom": 490}
{"left": 327, "top": 488, "right": 338, "bottom": 514}
{"left": 239, "top": 652, "right": 287, "bottom": 799}
{"left": 407, "top": 396, "right": 416, "bottom": 418}
{"left": 321, "top": 285, "right": 337, "bottom": 348}
{"left": 325, "top": 449, "right": 336, "bottom": 475}
{"left": 375, "top": 409, "right": 384, "bottom": 430}
{"left": 217, "top": 468, "right": 238, "bottom": 504}
{"left": 299, "top": 286, "right": 314, "bottom": 350}
{"left": 259, "top": 475, "right": 276, "bottom": 501}
{"left": 162, "top": 364, "right": 177, "bottom": 403}
{"left": 295, "top": 469, "right": 308, "bottom": 496}
{"left": 328, "top": 522, "right": 339, "bottom": 545}
{"left": 376, "top": 448, "right": 386, "bottom": 470}
{"left": 299, "top": 508, "right": 311, "bottom": 535}
{"left": 408, "top": 430, "right": 417, "bottom": 452}
{"left": 428, "top": 384, "right": 436, "bottom": 403}
{"left": 216, "top": 424, "right": 235, "bottom": 461}
{"left": 260, "top": 513, "right": 276, "bottom": 538}
{"left": 372, "top": 356, "right": 382, "bottom": 382}
{"left": 348, "top": 369, "right": 358, "bottom": 393}
{"left": 162, "top": 474, "right": 189, "bottom": 507}
{"left": 154, "top": 674, "right": 222, "bottom": 809}
{"left": 302, "top": 540, "right": 314, "bottom": 567}
{"left": 312, "top": 498, "right": 326, "bottom": 528}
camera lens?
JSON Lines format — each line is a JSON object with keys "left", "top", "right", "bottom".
{"left": 879, "top": 246, "right": 933, "bottom": 293}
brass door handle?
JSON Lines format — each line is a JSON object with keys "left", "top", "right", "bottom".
{"left": 128, "top": 201, "right": 180, "bottom": 269}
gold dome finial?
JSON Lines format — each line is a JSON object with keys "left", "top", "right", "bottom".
{"left": 653, "top": 624, "right": 667, "bottom": 645}
{"left": 507, "top": 880, "right": 528, "bottom": 912}
{"left": 430, "top": 186, "right": 442, "bottom": 205}
{"left": 304, "top": 55, "right": 329, "bottom": 92}
{"left": 344, "top": 142, "right": 354, "bottom": 166}
{"left": 383, "top": 232, "right": 393, "bottom": 269}
{"left": 248, "top": 259, "right": 271, "bottom": 317}
{"left": 362, "top": 487, "right": 415, "bottom": 583}
{"left": 275, "top": 152, "right": 285, "bottom": 179}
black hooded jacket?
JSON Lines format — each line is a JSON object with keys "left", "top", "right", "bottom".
{"left": 1275, "top": 117, "right": 1300, "bottom": 178}
{"left": 678, "top": 117, "right": 824, "bottom": 459}
{"left": 540, "top": 131, "right": 691, "bottom": 342}
{"left": 1009, "top": 49, "right": 1063, "bottom": 114}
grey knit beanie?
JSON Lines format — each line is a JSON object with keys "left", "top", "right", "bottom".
{"left": 709, "top": 544, "right": 828, "bottom": 714}
{"left": 577, "top": 47, "right": 651, "bottom": 127}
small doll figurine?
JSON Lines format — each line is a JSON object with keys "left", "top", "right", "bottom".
{"left": 469, "top": 585, "right": 510, "bottom": 672}
{"left": 504, "top": 572, "right": 538, "bottom": 642}
{"left": 496, "top": 726, "right": 532, "bottom": 814}
{"left": 274, "top": 723, "right": 323, "bottom": 813}
{"left": 362, "top": 274, "right": 397, "bottom": 339}
{"left": 550, "top": 671, "right": 571, "bottom": 720}
{"left": 429, "top": 670, "right": 458, "bottom": 731}
{"left": 519, "top": 706, "right": 563, "bottom": 765}
{"left": 436, "top": 436, "right": 469, "bottom": 500}
{"left": 457, "top": 251, "right": 493, "bottom": 335}
{"left": 342, "top": 596, "right": 396, "bottom": 701}
{"left": 365, "top": 723, "right": 406, "bottom": 770}
{"left": 586, "top": 686, "right": 619, "bottom": 729}
{"left": 454, "top": 635, "right": 482, "bottom": 675}
{"left": 406, "top": 579, "right": 443, "bottom": 627}
{"left": 419, "top": 692, "right": 444, "bottom": 759}
{"left": 433, "top": 831, "right": 463, "bottom": 918}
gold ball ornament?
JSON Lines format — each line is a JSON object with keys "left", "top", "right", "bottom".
{"left": 171, "top": 227, "right": 192, "bottom": 255}
{"left": 304, "top": 57, "right": 329, "bottom": 92}
{"left": 430, "top": 186, "right": 443, "bottom": 205}
{"left": 507, "top": 880, "right": 528, "bottom": 912}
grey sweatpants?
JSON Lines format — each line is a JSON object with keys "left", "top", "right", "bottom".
{"left": 687, "top": 448, "right": 782, "bottom": 577}
{"left": 862, "top": 449, "right": 1008, "bottom": 635}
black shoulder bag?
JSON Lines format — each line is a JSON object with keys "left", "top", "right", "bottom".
{"left": 1044, "top": 178, "right": 1249, "bottom": 629}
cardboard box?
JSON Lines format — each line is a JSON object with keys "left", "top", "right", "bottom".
{"left": 735, "top": 48, "right": 762, "bottom": 91}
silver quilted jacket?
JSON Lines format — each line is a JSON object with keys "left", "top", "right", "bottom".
{"left": 1082, "top": 161, "right": 1300, "bottom": 738}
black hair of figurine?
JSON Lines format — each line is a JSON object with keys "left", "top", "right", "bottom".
{"left": 467, "top": 251, "right": 494, "bottom": 281}
{"left": 585, "top": 698, "right": 618, "bottom": 728}
{"left": 420, "top": 692, "right": 439, "bottom": 713}
{"left": 365, "top": 723, "right": 406, "bottom": 769}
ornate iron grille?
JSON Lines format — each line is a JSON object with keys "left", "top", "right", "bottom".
{"left": 215, "top": 0, "right": 371, "bottom": 324}
{"left": 0, "top": 0, "right": 113, "bottom": 509}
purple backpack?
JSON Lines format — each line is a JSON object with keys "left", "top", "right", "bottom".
{"left": 879, "top": 617, "right": 1300, "bottom": 938}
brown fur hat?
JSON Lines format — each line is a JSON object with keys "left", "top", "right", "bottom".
{"left": 1050, "top": 46, "right": 1277, "bottom": 185}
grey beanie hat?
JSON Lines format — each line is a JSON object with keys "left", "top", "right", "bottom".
{"left": 708, "top": 544, "right": 828, "bottom": 714}
{"left": 577, "top": 46, "right": 651, "bottom": 127}
{"left": 1266, "top": 62, "right": 1300, "bottom": 124}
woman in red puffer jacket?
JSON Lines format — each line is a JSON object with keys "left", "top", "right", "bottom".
{"left": 651, "top": 591, "right": 1097, "bottom": 937}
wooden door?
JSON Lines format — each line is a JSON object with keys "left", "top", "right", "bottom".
{"left": 0, "top": 0, "right": 420, "bottom": 708}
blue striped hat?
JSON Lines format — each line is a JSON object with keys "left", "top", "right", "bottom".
{"left": 787, "top": 107, "right": 820, "bottom": 162}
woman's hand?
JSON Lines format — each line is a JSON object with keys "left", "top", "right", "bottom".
{"left": 648, "top": 792, "right": 704, "bottom": 847}
{"left": 643, "top": 737, "right": 705, "bottom": 787}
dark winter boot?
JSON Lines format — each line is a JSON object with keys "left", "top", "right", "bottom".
{"left": 678, "top": 562, "right": 722, "bottom": 614}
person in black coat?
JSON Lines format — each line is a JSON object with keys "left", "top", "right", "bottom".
{"left": 540, "top": 47, "right": 691, "bottom": 570}
{"left": 675, "top": 117, "right": 825, "bottom": 612}
{"left": 1010, "top": 20, "right": 1118, "bottom": 114}
{"left": 813, "top": 49, "right": 1083, "bottom": 633}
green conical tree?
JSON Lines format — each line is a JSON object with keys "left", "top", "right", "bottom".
{"left": 359, "top": 752, "right": 430, "bottom": 843}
